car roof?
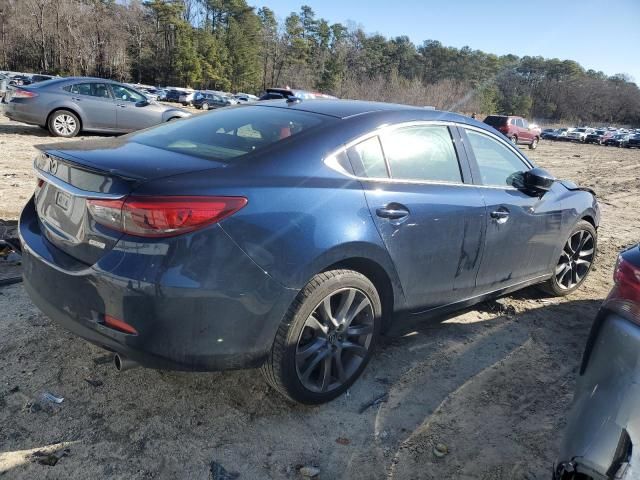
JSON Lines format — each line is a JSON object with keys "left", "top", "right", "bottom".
{"left": 254, "top": 98, "right": 468, "bottom": 121}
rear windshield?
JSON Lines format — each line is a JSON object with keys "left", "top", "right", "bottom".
{"left": 483, "top": 116, "right": 507, "bottom": 128}
{"left": 131, "top": 105, "right": 331, "bottom": 162}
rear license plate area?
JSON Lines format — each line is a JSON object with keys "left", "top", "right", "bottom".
{"left": 55, "top": 190, "right": 71, "bottom": 211}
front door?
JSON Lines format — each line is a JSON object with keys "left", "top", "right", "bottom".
{"left": 111, "top": 84, "right": 157, "bottom": 131}
{"left": 348, "top": 124, "right": 485, "bottom": 312}
{"left": 462, "top": 128, "right": 562, "bottom": 291}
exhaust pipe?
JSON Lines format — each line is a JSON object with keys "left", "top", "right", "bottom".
{"left": 113, "top": 353, "right": 139, "bottom": 372}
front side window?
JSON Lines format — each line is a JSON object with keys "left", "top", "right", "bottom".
{"left": 380, "top": 125, "right": 461, "bottom": 183}
{"left": 516, "top": 118, "right": 524, "bottom": 128}
{"left": 346, "top": 136, "right": 388, "bottom": 178}
{"left": 131, "top": 106, "right": 331, "bottom": 162}
{"left": 111, "top": 85, "right": 146, "bottom": 103}
{"left": 466, "top": 129, "right": 528, "bottom": 187}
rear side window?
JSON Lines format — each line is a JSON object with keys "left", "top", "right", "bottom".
{"left": 347, "top": 136, "right": 388, "bottom": 178}
{"left": 131, "top": 106, "right": 331, "bottom": 162}
{"left": 466, "top": 129, "right": 528, "bottom": 186}
{"left": 380, "top": 125, "right": 462, "bottom": 183}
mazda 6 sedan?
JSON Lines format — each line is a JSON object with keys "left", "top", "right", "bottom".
{"left": 20, "top": 99, "right": 599, "bottom": 404}
{"left": 4, "top": 77, "right": 189, "bottom": 137}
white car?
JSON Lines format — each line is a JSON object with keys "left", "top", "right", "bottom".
{"left": 179, "top": 90, "right": 196, "bottom": 106}
{"left": 566, "top": 127, "right": 592, "bottom": 142}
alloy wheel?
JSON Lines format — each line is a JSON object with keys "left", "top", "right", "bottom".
{"left": 295, "top": 288, "right": 374, "bottom": 393}
{"left": 53, "top": 114, "right": 77, "bottom": 136}
{"left": 555, "top": 230, "right": 595, "bottom": 290}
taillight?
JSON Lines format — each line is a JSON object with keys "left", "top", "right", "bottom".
{"left": 12, "top": 88, "right": 38, "bottom": 99}
{"left": 87, "top": 195, "right": 247, "bottom": 238}
{"left": 604, "top": 255, "right": 640, "bottom": 322}
{"left": 104, "top": 314, "right": 138, "bottom": 335}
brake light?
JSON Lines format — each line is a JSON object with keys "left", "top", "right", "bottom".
{"left": 12, "top": 88, "right": 38, "bottom": 99}
{"left": 604, "top": 255, "right": 640, "bottom": 322}
{"left": 87, "top": 195, "right": 247, "bottom": 237}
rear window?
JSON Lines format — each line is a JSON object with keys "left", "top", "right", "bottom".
{"left": 483, "top": 116, "right": 507, "bottom": 128}
{"left": 131, "top": 105, "right": 331, "bottom": 162}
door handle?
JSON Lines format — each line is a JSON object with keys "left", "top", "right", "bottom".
{"left": 117, "top": 104, "right": 127, "bottom": 108}
{"left": 490, "top": 209, "right": 510, "bottom": 222}
{"left": 376, "top": 205, "right": 410, "bottom": 220}
{"left": 72, "top": 97, "right": 81, "bottom": 101}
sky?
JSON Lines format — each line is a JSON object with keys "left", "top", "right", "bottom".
{"left": 253, "top": 0, "right": 640, "bottom": 83}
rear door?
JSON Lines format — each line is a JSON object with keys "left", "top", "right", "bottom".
{"left": 461, "top": 127, "right": 563, "bottom": 290}
{"left": 111, "top": 84, "right": 158, "bottom": 131}
{"left": 349, "top": 123, "right": 486, "bottom": 311}
{"left": 65, "top": 82, "right": 116, "bottom": 130}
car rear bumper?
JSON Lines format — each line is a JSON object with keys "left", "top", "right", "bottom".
{"left": 20, "top": 197, "right": 297, "bottom": 371}
{"left": 3, "top": 100, "right": 44, "bottom": 125}
{"left": 555, "top": 310, "right": 640, "bottom": 479}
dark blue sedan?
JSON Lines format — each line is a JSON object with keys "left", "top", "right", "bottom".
{"left": 20, "top": 100, "right": 599, "bottom": 404}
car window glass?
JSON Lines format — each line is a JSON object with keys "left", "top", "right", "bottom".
{"left": 380, "top": 125, "right": 461, "bottom": 182}
{"left": 516, "top": 118, "right": 524, "bottom": 128}
{"left": 133, "top": 106, "right": 330, "bottom": 162}
{"left": 522, "top": 119, "right": 528, "bottom": 128}
{"left": 111, "top": 85, "right": 145, "bottom": 103}
{"left": 67, "top": 82, "right": 111, "bottom": 98}
{"left": 510, "top": 118, "right": 517, "bottom": 125}
{"left": 346, "top": 136, "right": 387, "bottom": 178}
{"left": 466, "top": 129, "right": 528, "bottom": 187}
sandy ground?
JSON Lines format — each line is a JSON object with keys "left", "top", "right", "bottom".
{"left": 1, "top": 112, "right": 639, "bottom": 479}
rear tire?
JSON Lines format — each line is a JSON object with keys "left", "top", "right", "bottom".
{"left": 539, "top": 220, "right": 597, "bottom": 296}
{"left": 48, "top": 110, "right": 80, "bottom": 137}
{"left": 201, "top": 102, "right": 209, "bottom": 110}
{"left": 261, "top": 269, "right": 382, "bottom": 404}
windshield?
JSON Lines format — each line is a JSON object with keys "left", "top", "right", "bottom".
{"left": 575, "top": 128, "right": 586, "bottom": 132}
{"left": 131, "top": 105, "right": 331, "bottom": 162}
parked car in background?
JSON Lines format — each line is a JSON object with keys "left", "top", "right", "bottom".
{"left": 567, "top": 127, "right": 593, "bottom": 142}
{"left": 30, "top": 74, "right": 57, "bottom": 83}
{"left": 604, "top": 133, "right": 630, "bottom": 147}
{"left": 585, "top": 129, "right": 607, "bottom": 145}
{"left": 179, "top": 90, "right": 196, "bottom": 106}
{"left": 541, "top": 128, "right": 557, "bottom": 140}
{"left": 554, "top": 128, "right": 570, "bottom": 140}
{"left": 627, "top": 133, "right": 640, "bottom": 149}
{"left": 20, "top": 99, "right": 599, "bottom": 404}
{"left": 164, "top": 89, "right": 182, "bottom": 102}
{"left": 193, "top": 91, "right": 235, "bottom": 110}
{"left": 555, "top": 244, "right": 640, "bottom": 480}
{"left": 234, "top": 92, "right": 259, "bottom": 102}
{"left": 601, "top": 130, "right": 618, "bottom": 144}
{"left": 9, "top": 74, "right": 31, "bottom": 86}
{"left": 259, "top": 87, "right": 337, "bottom": 100}
{"left": 4, "top": 77, "right": 190, "bottom": 137}
{"left": 482, "top": 115, "right": 542, "bottom": 149}
{"left": 156, "top": 89, "right": 168, "bottom": 101}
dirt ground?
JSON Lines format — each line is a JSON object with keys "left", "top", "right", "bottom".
{"left": 1, "top": 112, "right": 639, "bottom": 480}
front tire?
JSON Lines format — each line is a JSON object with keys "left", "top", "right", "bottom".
{"left": 48, "top": 110, "right": 80, "bottom": 137}
{"left": 261, "top": 270, "right": 382, "bottom": 404}
{"left": 539, "top": 220, "right": 596, "bottom": 296}
{"left": 511, "top": 135, "right": 518, "bottom": 145}
{"left": 529, "top": 137, "right": 539, "bottom": 150}
{"left": 201, "top": 102, "right": 209, "bottom": 110}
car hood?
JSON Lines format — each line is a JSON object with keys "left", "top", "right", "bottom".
{"left": 36, "top": 137, "right": 226, "bottom": 182}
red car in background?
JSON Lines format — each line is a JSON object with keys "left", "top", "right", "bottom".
{"left": 483, "top": 115, "right": 541, "bottom": 149}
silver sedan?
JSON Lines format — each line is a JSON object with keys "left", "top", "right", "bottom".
{"left": 3, "top": 76, "right": 190, "bottom": 137}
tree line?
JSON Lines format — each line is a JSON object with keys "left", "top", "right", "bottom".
{"left": 1, "top": 0, "right": 639, "bottom": 125}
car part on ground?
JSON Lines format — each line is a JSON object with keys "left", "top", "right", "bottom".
{"left": 19, "top": 99, "right": 599, "bottom": 404}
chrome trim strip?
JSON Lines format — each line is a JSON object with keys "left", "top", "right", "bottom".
{"left": 34, "top": 164, "right": 126, "bottom": 200}
{"left": 323, "top": 120, "right": 532, "bottom": 190}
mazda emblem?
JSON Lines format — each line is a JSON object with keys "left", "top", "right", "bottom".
{"left": 48, "top": 156, "right": 58, "bottom": 174}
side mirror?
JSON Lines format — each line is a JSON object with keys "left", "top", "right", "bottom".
{"left": 523, "top": 167, "right": 555, "bottom": 192}
{"left": 136, "top": 99, "right": 150, "bottom": 107}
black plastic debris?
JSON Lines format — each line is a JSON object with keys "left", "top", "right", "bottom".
{"left": 0, "top": 220, "right": 21, "bottom": 287}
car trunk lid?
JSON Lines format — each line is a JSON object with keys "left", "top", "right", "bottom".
{"left": 33, "top": 139, "right": 227, "bottom": 265}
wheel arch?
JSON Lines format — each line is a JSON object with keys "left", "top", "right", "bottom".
{"left": 47, "top": 107, "right": 83, "bottom": 131}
